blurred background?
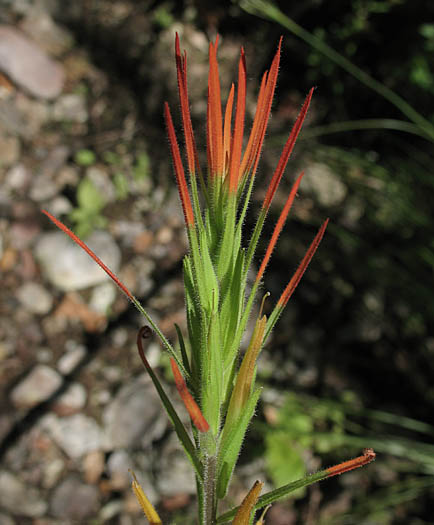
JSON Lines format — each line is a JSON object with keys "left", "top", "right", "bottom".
{"left": 1, "top": 0, "right": 434, "bottom": 523}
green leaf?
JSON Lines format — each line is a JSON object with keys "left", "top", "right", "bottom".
{"left": 74, "top": 148, "right": 96, "bottom": 166}
{"left": 76, "top": 177, "right": 105, "bottom": 212}
{"left": 217, "top": 387, "right": 262, "bottom": 498}
{"left": 265, "top": 432, "right": 306, "bottom": 497}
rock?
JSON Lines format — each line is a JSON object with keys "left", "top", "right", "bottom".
{"left": 42, "top": 457, "right": 64, "bottom": 489}
{"left": 0, "top": 471, "right": 47, "bottom": 517}
{"left": 102, "top": 374, "right": 166, "bottom": 450}
{"left": 106, "top": 450, "right": 132, "bottom": 490}
{"left": 303, "top": 162, "right": 347, "bottom": 207}
{"left": 44, "top": 195, "right": 73, "bottom": 217}
{"left": 89, "top": 282, "right": 117, "bottom": 314}
{"left": 48, "top": 413, "right": 103, "bottom": 459}
{"left": 52, "top": 382, "right": 87, "bottom": 416}
{"left": 16, "top": 282, "right": 53, "bottom": 314}
{"left": 0, "top": 512, "right": 14, "bottom": 525}
{"left": 19, "top": 11, "right": 74, "bottom": 57}
{"left": 4, "top": 164, "right": 31, "bottom": 193}
{"left": 11, "top": 364, "right": 62, "bottom": 409}
{"left": 157, "top": 435, "right": 196, "bottom": 496}
{"left": 0, "top": 26, "right": 64, "bottom": 99}
{"left": 82, "top": 449, "right": 105, "bottom": 484}
{"left": 14, "top": 93, "right": 50, "bottom": 137}
{"left": 50, "top": 476, "right": 100, "bottom": 520}
{"left": 57, "top": 343, "right": 86, "bottom": 375}
{"left": 0, "top": 131, "right": 20, "bottom": 168}
{"left": 52, "top": 94, "right": 87, "bottom": 123}
{"left": 35, "top": 231, "right": 121, "bottom": 291}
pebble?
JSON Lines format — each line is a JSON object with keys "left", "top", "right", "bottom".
{"left": 0, "top": 25, "right": 64, "bottom": 99}
{"left": 106, "top": 450, "right": 132, "bottom": 490}
{"left": 4, "top": 164, "right": 31, "bottom": 193}
{"left": 304, "top": 162, "right": 347, "bottom": 207}
{"left": 0, "top": 512, "right": 14, "bottom": 525}
{"left": 11, "top": 364, "right": 62, "bottom": 409}
{"left": 82, "top": 449, "right": 105, "bottom": 484}
{"left": 157, "top": 435, "right": 196, "bottom": 496}
{"left": 50, "top": 475, "right": 100, "bottom": 520}
{"left": 19, "top": 11, "right": 74, "bottom": 57}
{"left": 52, "top": 93, "right": 87, "bottom": 123}
{"left": 44, "top": 195, "right": 73, "bottom": 216}
{"left": 16, "top": 281, "right": 53, "bottom": 314}
{"left": 52, "top": 382, "right": 87, "bottom": 416}
{"left": 57, "top": 344, "right": 86, "bottom": 375}
{"left": 0, "top": 132, "right": 20, "bottom": 167}
{"left": 0, "top": 470, "right": 47, "bottom": 517}
{"left": 48, "top": 413, "right": 103, "bottom": 459}
{"left": 35, "top": 231, "right": 121, "bottom": 291}
{"left": 89, "top": 282, "right": 117, "bottom": 314}
{"left": 42, "top": 457, "right": 64, "bottom": 489}
{"left": 102, "top": 374, "right": 166, "bottom": 450}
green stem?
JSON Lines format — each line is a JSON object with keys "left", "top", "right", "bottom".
{"left": 203, "top": 453, "right": 218, "bottom": 525}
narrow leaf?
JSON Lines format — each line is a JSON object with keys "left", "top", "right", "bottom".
{"left": 136, "top": 327, "right": 203, "bottom": 479}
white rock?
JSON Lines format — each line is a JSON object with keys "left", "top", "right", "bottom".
{"left": 35, "top": 231, "right": 121, "bottom": 291}
{"left": 52, "top": 94, "right": 87, "bottom": 123}
{"left": 11, "top": 364, "right": 62, "bottom": 408}
{"left": 57, "top": 345, "right": 86, "bottom": 375}
{"left": 102, "top": 374, "right": 166, "bottom": 450}
{"left": 53, "top": 382, "right": 87, "bottom": 415}
{"left": 89, "top": 282, "right": 116, "bottom": 314}
{"left": 0, "top": 471, "right": 47, "bottom": 517}
{"left": 48, "top": 413, "right": 103, "bottom": 459}
{"left": 0, "top": 26, "right": 64, "bottom": 99}
{"left": 304, "top": 162, "right": 347, "bottom": 207}
{"left": 16, "top": 281, "right": 53, "bottom": 314}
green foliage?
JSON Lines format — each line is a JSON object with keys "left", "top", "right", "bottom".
{"left": 74, "top": 148, "right": 96, "bottom": 167}
{"left": 69, "top": 177, "right": 107, "bottom": 238}
{"left": 260, "top": 392, "right": 434, "bottom": 522}
{"left": 132, "top": 152, "right": 150, "bottom": 180}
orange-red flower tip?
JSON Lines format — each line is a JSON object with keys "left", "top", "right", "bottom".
{"left": 262, "top": 88, "right": 314, "bottom": 212}
{"left": 208, "top": 37, "right": 223, "bottom": 178}
{"left": 42, "top": 209, "right": 134, "bottom": 301}
{"left": 164, "top": 102, "right": 195, "bottom": 227}
{"left": 228, "top": 47, "right": 247, "bottom": 193}
{"left": 256, "top": 171, "right": 305, "bottom": 283}
{"left": 327, "top": 448, "right": 376, "bottom": 478}
{"left": 170, "top": 358, "right": 210, "bottom": 433}
{"left": 277, "top": 218, "right": 329, "bottom": 307}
